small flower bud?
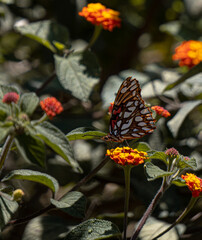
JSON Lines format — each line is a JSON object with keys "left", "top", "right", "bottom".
{"left": 2, "top": 92, "right": 19, "bottom": 104}
{"left": 12, "top": 189, "right": 24, "bottom": 201}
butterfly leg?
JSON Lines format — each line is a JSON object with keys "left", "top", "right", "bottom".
{"left": 125, "top": 140, "right": 130, "bottom": 147}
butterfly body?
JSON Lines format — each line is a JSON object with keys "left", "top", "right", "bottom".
{"left": 102, "top": 77, "right": 156, "bottom": 142}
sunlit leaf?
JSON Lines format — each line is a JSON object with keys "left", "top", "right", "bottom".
{"left": 15, "top": 20, "right": 69, "bottom": 52}
{"left": 50, "top": 191, "right": 86, "bottom": 218}
{"left": 164, "top": 62, "right": 202, "bottom": 91}
{"left": 130, "top": 142, "right": 151, "bottom": 152}
{"left": 54, "top": 51, "right": 100, "bottom": 101}
{"left": 167, "top": 100, "right": 202, "bottom": 137}
{"left": 2, "top": 169, "right": 59, "bottom": 193}
{"left": 65, "top": 219, "right": 121, "bottom": 240}
{"left": 178, "top": 157, "right": 197, "bottom": 170}
{"left": 145, "top": 162, "right": 174, "bottom": 181}
{"left": 172, "top": 177, "right": 186, "bottom": 187}
{"left": 148, "top": 151, "right": 168, "bottom": 165}
{"left": 66, "top": 127, "right": 106, "bottom": 141}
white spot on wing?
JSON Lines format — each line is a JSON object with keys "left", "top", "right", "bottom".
{"left": 114, "top": 130, "right": 118, "bottom": 135}
{"left": 121, "top": 87, "right": 127, "bottom": 93}
{"left": 131, "top": 133, "right": 140, "bottom": 137}
{"left": 119, "top": 112, "right": 123, "bottom": 117}
{"left": 121, "top": 129, "right": 129, "bottom": 135}
{"left": 138, "top": 122, "right": 146, "bottom": 126}
{"left": 122, "top": 118, "right": 133, "bottom": 130}
{"left": 133, "top": 128, "right": 138, "bottom": 132}
{"left": 135, "top": 116, "right": 143, "bottom": 122}
{"left": 124, "top": 112, "right": 132, "bottom": 118}
{"left": 147, "top": 117, "right": 153, "bottom": 120}
{"left": 134, "top": 101, "right": 139, "bottom": 106}
{"left": 117, "top": 120, "right": 122, "bottom": 127}
{"left": 128, "top": 106, "right": 136, "bottom": 112}
{"left": 142, "top": 127, "right": 151, "bottom": 131}
{"left": 140, "top": 104, "right": 144, "bottom": 108}
{"left": 130, "top": 85, "right": 137, "bottom": 91}
{"left": 141, "top": 109, "right": 150, "bottom": 114}
{"left": 126, "top": 101, "right": 133, "bottom": 107}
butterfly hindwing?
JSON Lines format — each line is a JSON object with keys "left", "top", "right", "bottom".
{"left": 104, "top": 77, "right": 156, "bottom": 142}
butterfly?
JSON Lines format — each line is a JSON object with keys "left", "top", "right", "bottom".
{"left": 102, "top": 77, "right": 156, "bottom": 142}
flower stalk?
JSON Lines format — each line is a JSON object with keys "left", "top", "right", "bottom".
{"left": 152, "top": 197, "right": 198, "bottom": 239}
{"left": 85, "top": 25, "right": 102, "bottom": 51}
{"left": 130, "top": 178, "right": 168, "bottom": 240}
{"left": 123, "top": 165, "right": 132, "bottom": 240}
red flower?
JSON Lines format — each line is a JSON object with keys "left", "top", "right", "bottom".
{"left": 79, "top": 3, "right": 121, "bottom": 31}
{"left": 181, "top": 173, "right": 202, "bottom": 198}
{"left": 2, "top": 92, "right": 19, "bottom": 104}
{"left": 40, "top": 97, "right": 63, "bottom": 119}
{"left": 151, "top": 106, "right": 171, "bottom": 118}
{"left": 172, "top": 40, "right": 202, "bottom": 68}
{"left": 108, "top": 102, "right": 114, "bottom": 115}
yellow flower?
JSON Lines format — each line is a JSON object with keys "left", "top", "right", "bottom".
{"left": 172, "top": 40, "right": 202, "bottom": 68}
{"left": 79, "top": 3, "right": 121, "bottom": 31}
{"left": 106, "top": 147, "right": 147, "bottom": 166}
{"left": 181, "top": 173, "right": 202, "bottom": 198}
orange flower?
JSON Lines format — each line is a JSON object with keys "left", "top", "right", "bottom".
{"left": 106, "top": 147, "right": 147, "bottom": 166}
{"left": 40, "top": 97, "right": 63, "bottom": 119}
{"left": 2, "top": 92, "right": 19, "bottom": 104}
{"left": 172, "top": 40, "right": 202, "bottom": 68}
{"left": 181, "top": 173, "right": 202, "bottom": 198}
{"left": 151, "top": 106, "right": 171, "bottom": 118}
{"left": 79, "top": 3, "right": 121, "bottom": 31}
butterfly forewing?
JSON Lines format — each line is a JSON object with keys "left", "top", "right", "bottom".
{"left": 104, "top": 77, "right": 156, "bottom": 142}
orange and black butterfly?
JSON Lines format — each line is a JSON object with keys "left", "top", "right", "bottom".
{"left": 102, "top": 77, "right": 156, "bottom": 142}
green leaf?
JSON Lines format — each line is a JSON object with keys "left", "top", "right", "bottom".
{"left": 130, "top": 142, "right": 151, "bottom": 152}
{"left": 54, "top": 51, "right": 100, "bottom": 101}
{"left": 19, "top": 93, "right": 39, "bottom": 116}
{"left": 178, "top": 157, "right": 197, "bottom": 170}
{"left": 14, "top": 134, "right": 46, "bottom": 167}
{"left": 167, "top": 100, "right": 202, "bottom": 137}
{"left": 65, "top": 219, "right": 121, "bottom": 240}
{"left": 66, "top": 127, "right": 106, "bottom": 141}
{"left": 148, "top": 151, "right": 168, "bottom": 165}
{"left": 0, "top": 84, "right": 20, "bottom": 98}
{"left": 0, "top": 124, "right": 13, "bottom": 143}
{"left": 145, "top": 162, "right": 174, "bottom": 181}
{"left": 35, "top": 121, "right": 81, "bottom": 172}
{"left": 50, "top": 191, "right": 86, "bottom": 218}
{"left": 0, "top": 193, "right": 18, "bottom": 231}
{"left": 15, "top": 20, "right": 69, "bottom": 52}
{"left": 2, "top": 169, "right": 59, "bottom": 193}
{"left": 0, "top": 102, "right": 9, "bottom": 120}
{"left": 164, "top": 62, "right": 202, "bottom": 91}
{"left": 22, "top": 216, "right": 70, "bottom": 240}
{"left": 172, "top": 177, "right": 186, "bottom": 187}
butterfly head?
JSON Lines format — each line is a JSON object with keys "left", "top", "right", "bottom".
{"left": 101, "top": 134, "right": 123, "bottom": 142}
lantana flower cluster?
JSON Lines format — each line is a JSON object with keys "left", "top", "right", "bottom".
{"left": 172, "top": 40, "right": 202, "bottom": 68}
{"left": 79, "top": 3, "right": 121, "bottom": 31}
{"left": 2, "top": 92, "right": 19, "bottom": 104}
{"left": 106, "top": 147, "right": 147, "bottom": 166}
{"left": 40, "top": 97, "right": 63, "bottom": 119}
{"left": 181, "top": 173, "right": 202, "bottom": 198}
{"left": 151, "top": 106, "right": 171, "bottom": 118}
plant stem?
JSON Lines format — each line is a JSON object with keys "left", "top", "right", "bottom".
{"left": 33, "top": 113, "right": 49, "bottom": 126}
{"left": 6, "top": 156, "right": 110, "bottom": 227}
{"left": 123, "top": 166, "right": 132, "bottom": 240}
{"left": 152, "top": 197, "right": 198, "bottom": 239}
{"left": 85, "top": 25, "right": 102, "bottom": 51}
{"left": 130, "top": 178, "right": 168, "bottom": 240}
{"left": 0, "top": 135, "right": 14, "bottom": 172}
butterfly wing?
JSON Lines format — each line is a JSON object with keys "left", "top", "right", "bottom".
{"left": 108, "top": 77, "right": 156, "bottom": 141}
